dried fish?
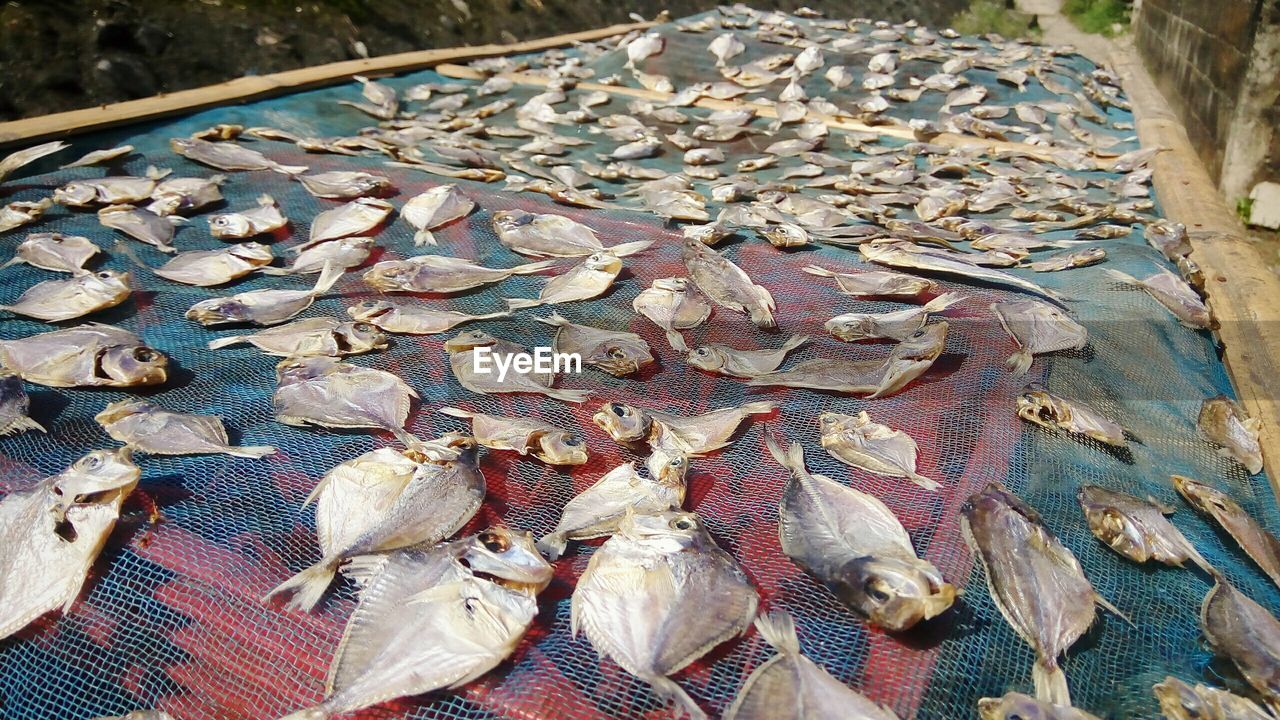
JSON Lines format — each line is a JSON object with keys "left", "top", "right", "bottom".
{"left": 209, "top": 194, "right": 288, "bottom": 240}
{"left": 186, "top": 262, "right": 342, "bottom": 326}
{"left": 802, "top": 265, "right": 938, "bottom": 297}
{"left": 1027, "top": 247, "right": 1106, "bottom": 272}
{"left": 1174, "top": 475, "right": 1280, "bottom": 590}
{"left": 1077, "top": 485, "right": 1213, "bottom": 572}
{"left": 1153, "top": 676, "right": 1274, "bottom": 720}
{"left": 302, "top": 198, "right": 393, "bottom": 251}
{"left": 0, "top": 140, "right": 69, "bottom": 184}
{"left": 492, "top": 210, "right": 652, "bottom": 258}
{"left": 686, "top": 334, "right": 807, "bottom": 378}
{"left": 0, "top": 448, "right": 139, "bottom": 641}
{"left": 537, "top": 312, "right": 652, "bottom": 376}
{"left": 0, "top": 270, "right": 131, "bottom": 322}
{"left": 992, "top": 300, "right": 1088, "bottom": 375}
{"left": 978, "top": 693, "right": 1101, "bottom": 720}
{"left": 632, "top": 277, "right": 713, "bottom": 351}
{"left": 170, "top": 137, "right": 307, "bottom": 174}
{"left": 0, "top": 199, "right": 54, "bottom": 234}
{"left": 363, "top": 254, "right": 555, "bottom": 294}
{"left": 96, "top": 399, "right": 275, "bottom": 459}
{"left": 297, "top": 171, "right": 393, "bottom": 199}
{"left": 819, "top": 411, "right": 936, "bottom": 490}
{"left": 769, "top": 435, "right": 953, "bottom": 630}
{"left": 1017, "top": 383, "right": 1126, "bottom": 446}
{"left": 592, "top": 400, "right": 775, "bottom": 454}
{"left": 262, "top": 236, "right": 372, "bottom": 276}
{"left": 147, "top": 242, "right": 273, "bottom": 286}
{"left": 3, "top": 233, "right": 99, "bottom": 274}
{"left": 444, "top": 329, "right": 590, "bottom": 403}
{"left": 402, "top": 184, "right": 475, "bottom": 246}
{"left": 348, "top": 299, "right": 508, "bottom": 334}
{"left": 273, "top": 355, "right": 418, "bottom": 443}
{"left": 538, "top": 448, "right": 688, "bottom": 559}
{"left": 147, "top": 174, "right": 225, "bottom": 216}
{"left": 98, "top": 205, "right": 184, "bottom": 253}
{"left": 683, "top": 239, "right": 775, "bottom": 328}
{"left": 0, "top": 372, "right": 43, "bottom": 436}
{"left": 861, "top": 241, "right": 1067, "bottom": 305}
{"left": 826, "top": 293, "right": 964, "bottom": 342}
{"left": 1199, "top": 396, "right": 1263, "bottom": 474}
{"left": 0, "top": 324, "right": 166, "bottom": 388}
{"left": 439, "top": 406, "right": 587, "bottom": 465}
{"left": 572, "top": 509, "right": 757, "bottom": 720}
{"left": 1104, "top": 267, "right": 1211, "bottom": 329}
{"left": 963, "top": 483, "right": 1120, "bottom": 706}
{"left": 208, "top": 316, "right": 387, "bottom": 357}
{"left": 54, "top": 173, "right": 163, "bottom": 207}
{"left": 505, "top": 252, "right": 621, "bottom": 310}
{"left": 1200, "top": 581, "right": 1280, "bottom": 714}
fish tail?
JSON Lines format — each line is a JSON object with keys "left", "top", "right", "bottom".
{"left": 923, "top": 292, "right": 967, "bottom": 312}
{"left": 740, "top": 400, "right": 779, "bottom": 416}
{"left": 273, "top": 164, "right": 310, "bottom": 177}
{"left": 278, "top": 708, "right": 329, "bottom": 720}
{"left": 1032, "top": 658, "right": 1071, "bottom": 707}
{"left": 226, "top": 444, "right": 277, "bottom": 459}
{"left": 646, "top": 675, "right": 707, "bottom": 720}
{"left": 471, "top": 311, "right": 512, "bottom": 321}
{"left": 0, "top": 257, "right": 22, "bottom": 269}
{"left": 764, "top": 431, "right": 804, "bottom": 474}
{"left": 144, "top": 165, "right": 172, "bottom": 180}
{"left": 607, "top": 239, "right": 655, "bottom": 257}
{"left": 505, "top": 297, "right": 544, "bottom": 311}
{"left": 535, "top": 312, "right": 569, "bottom": 327}
{"left": 0, "top": 415, "right": 46, "bottom": 436}
{"left": 665, "top": 328, "right": 689, "bottom": 352}
{"left": 1006, "top": 350, "right": 1033, "bottom": 376}
{"left": 545, "top": 387, "right": 592, "bottom": 403}
{"left": 438, "top": 406, "right": 475, "bottom": 419}
{"left": 908, "top": 471, "right": 941, "bottom": 491}
{"left": 206, "top": 335, "right": 247, "bottom": 350}
{"left": 536, "top": 533, "right": 568, "bottom": 560}
{"left": 112, "top": 241, "right": 155, "bottom": 273}
{"left": 310, "top": 261, "right": 344, "bottom": 296}
{"left": 257, "top": 266, "right": 292, "bottom": 276}
{"left": 509, "top": 259, "right": 559, "bottom": 275}
{"left": 754, "top": 610, "right": 800, "bottom": 656}
{"left": 779, "top": 334, "right": 809, "bottom": 353}
{"left": 413, "top": 229, "right": 437, "bottom": 246}
{"left": 390, "top": 426, "right": 421, "bottom": 447}
{"left": 264, "top": 559, "right": 338, "bottom": 612}
{"left": 1101, "top": 268, "right": 1140, "bottom": 286}
{"left": 748, "top": 306, "right": 777, "bottom": 328}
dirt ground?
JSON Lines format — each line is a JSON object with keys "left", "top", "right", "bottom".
{"left": 0, "top": 0, "right": 967, "bottom": 121}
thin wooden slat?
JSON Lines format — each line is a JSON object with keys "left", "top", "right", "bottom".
{"left": 0, "top": 21, "right": 654, "bottom": 148}
{"left": 1111, "top": 47, "right": 1280, "bottom": 491}
{"left": 434, "top": 62, "right": 1093, "bottom": 164}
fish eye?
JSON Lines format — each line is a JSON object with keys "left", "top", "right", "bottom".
{"left": 670, "top": 516, "right": 696, "bottom": 531}
{"left": 96, "top": 271, "right": 112, "bottom": 279}
{"left": 669, "top": 456, "right": 684, "bottom": 467}
{"left": 51, "top": 235, "right": 64, "bottom": 243}
{"left": 693, "top": 348, "right": 709, "bottom": 356}
{"left": 911, "top": 329, "right": 926, "bottom": 339}
{"left": 609, "top": 402, "right": 626, "bottom": 416}
{"left": 79, "top": 453, "right": 103, "bottom": 470}
{"left": 607, "top": 347, "right": 626, "bottom": 358}
{"left": 212, "top": 217, "right": 227, "bottom": 226}
{"left": 478, "top": 530, "right": 510, "bottom": 553}
{"left": 133, "top": 348, "right": 157, "bottom": 362}
{"left": 864, "top": 578, "right": 891, "bottom": 603}
{"left": 561, "top": 435, "right": 581, "bottom": 446}
{"left": 353, "top": 322, "right": 375, "bottom": 332}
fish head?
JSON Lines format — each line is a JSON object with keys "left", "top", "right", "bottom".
{"left": 84, "top": 269, "right": 131, "bottom": 297}
{"left": 208, "top": 212, "right": 252, "bottom": 238}
{"left": 490, "top": 209, "right": 534, "bottom": 235}
{"left": 443, "top": 329, "right": 497, "bottom": 354}
{"left": 184, "top": 297, "right": 245, "bottom": 325}
{"left": 619, "top": 509, "right": 704, "bottom": 552}
{"left": 1077, "top": 487, "right": 1149, "bottom": 563}
{"left": 592, "top": 401, "right": 651, "bottom": 444}
{"left": 593, "top": 339, "right": 654, "bottom": 376}
{"left": 230, "top": 242, "right": 274, "bottom": 263}
{"left": 48, "top": 448, "right": 141, "bottom": 524}
{"left": 93, "top": 398, "right": 155, "bottom": 426}
{"left": 685, "top": 345, "right": 726, "bottom": 372}
{"left": 1151, "top": 677, "right": 1206, "bottom": 720}
{"left": 339, "top": 236, "right": 376, "bottom": 252}
{"left": 583, "top": 252, "right": 622, "bottom": 273}
{"left": 817, "top": 412, "right": 858, "bottom": 439}
{"left": 274, "top": 356, "right": 335, "bottom": 383}
{"left": 53, "top": 182, "right": 97, "bottom": 207}
{"left": 1015, "top": 383, "right": 1060, "bottom": 429}
{"left": 645, "top": 447, "right": 689, "bottom": 487}
{"left": 98, "top": 345, "right": 168, "bottom": 386}
{"left": 460, "top": 527, "right": 554, "bottom": 593}
{"left": 532, "top": 430, "right": 588, "bottom": 465}
{"left": 359, "top": 262, "right": 414, "bottom": 292}
{"left": 1171, "top": 474, "right": 1226, "bottom": 515}
{"left": 830, "top": 555, "right": 956, "bottom": 631}
{"left": 823, "top": 315, "right": 874, "bottom": 342}
{"left": 347, "top": 299, "right": 393, "bottom": 322}
{"left": 335, "top": 321, "right": 389, "bottom": 354}
{"left": 977, "top": 692, "right": 1061, "bottom": 720}
{"left": 652, "top": 277, "right": 690, "bottom": 292}
{"left": 893, "top": 321, "right": 948, "bottom": 361}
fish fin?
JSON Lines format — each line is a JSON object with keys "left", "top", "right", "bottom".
{"left": 1095, "top": 593, "right": 1133, "bottom": 626}
{"left": 740, "top": 400, "right": 779, "bottom": 416}
{"left": 764, "top": 431, "right": 804, "bottom": 474}
{"left": 256, "top": 194, "right": 276, "bottom": 207}
{"left": 144, "top": 165, "right": 172, "bottom": 180}
{"left": 112, "top": 241, "right": 155, "bottom": 273}
{"left": 413, "top": 229, "right": 437, "bottom": 246}
{"left": 535, "top": 312, "right": 569, "bottom": 327}
{"left": 278, "top": 709, "right": 328, "bottom": 720}
{"left": 505, "top": 297, "right": 544, "bottom": 311}
{"left": 923, "top": 292, "right": 967, "bottom": 312}
{"left": 310, "top": 261, "right": 344, "bottom": 296}
{"left": 1006, "top": 350, "right": 1033, "bottom": 376}
{"left": 510, "top": 259, "right": 559, "bottom": 275}
{"left": 389, "top": 426, "right": 420, "bottom": 447}
{"left": 438, "top": 406, "right": 475, "bottom": 420}
{"left": 1, "top": 415, "right": 46, "bottom": 435}
{"left": 908, "top": 471, "right": 941, "bottom": 491}
{"left": 263, "top": 559, "right": 338, "bottom": 613}
{"left": 1, "top": 256, "right": 24, "bottom": 269}
{"left": 273, "top": 164, "right": 310, "bottom": 176}
{"left": 1032, "top": 658, "right": 1071, "bottom": 707}
{"left": 1102, "top": 268, "right": 1140, "bottom": 286}
{"left": 753, "top": 610, "right": 801, "bottom": 656}
{"left": 546, "top": 387, "right": 592, "bottom": 403}
{"left": 207, "top": 335, "right": 247, "bottom": 350}
{"left": 665, "top": 327, "right": 689, "bottom": 352}
{"left": 300, "top": 475, "right": 332, "bottom": 509}
{"left": 536, "top": 533, "right": 568, "bottom": 560}
{"left": 257, "top": 266, "right": 292, "bottom": 276}
{"left": 779, "top": 334, "right": 809, "bottom": 354}
{"left": 225, "top": 445, "right": 277, "bottom": 459}
{"left": 646, "top": 675, "right": 707, "bottom": 720}
{"left": 1147, "top": 495, "right": 1177, "bottom": 515}
{"left": 607, "top": 239, "right": 655, "bottom": 257}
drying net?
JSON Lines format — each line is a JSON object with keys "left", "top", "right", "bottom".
{"left": 0, "top": 9, "right": 1275, "bottom": 720}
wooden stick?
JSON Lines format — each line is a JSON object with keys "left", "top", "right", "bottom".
{"left": 0, "top": 21, "right": 654, "bottom": 148}
{"left": 435, "top": 62, "right": 1090, "bottom": 164}
{"left": 1112, "top": 46, "right": 1280, "bottom": 492}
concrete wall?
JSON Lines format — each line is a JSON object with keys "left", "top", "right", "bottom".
{"left": 1133, "top": 0, "right": 1280, "bottom": 204}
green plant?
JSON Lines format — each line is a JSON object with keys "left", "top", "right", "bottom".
{"left": 1062, "top": 0, "right": 1131, "bottom": 36}
{"left": 1237, "top": 196, "right": 1255, "bottom": 223}
{"left": 951, "top": 0, "right": 1039, "bottom": 38}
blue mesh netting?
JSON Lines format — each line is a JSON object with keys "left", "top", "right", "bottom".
{"left": 0, "top": 9, "right": 1275, "bottom": 720}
